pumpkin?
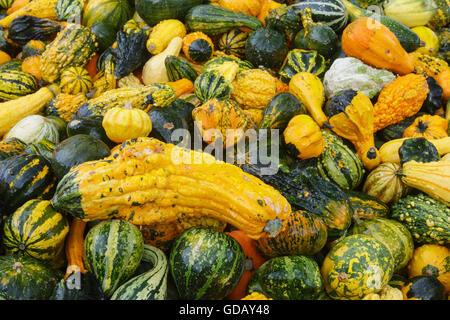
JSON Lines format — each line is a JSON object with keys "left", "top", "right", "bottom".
{"left": 60, "top": 67, "right": 93, "bottom": 95}
{"left": 182, "top": 32, "right": 214, "bottom": 64}
{"left": 255, "top": 210, "right": 328, "bottom": 259}
{"left": 403, "top": 114, "right": 448, "bottom": 139}
{"left": 231, "top": 69, "right": 278, "bottom": 110}
{"left": 321, "top": 234, "right": 395, "bottom": 300}
{"left": 408, "top": 244, "right": 450, "bottom": 293}
{"left": 341, "top": 17, "right": 415, "bottom": 75}
{"left": 373, "top": 73, "right": 430, "bottom": 132}
{"left": 283, "top": 114, "right": 325, "bottom": 160}
{"left": 362, "top": 162, "right": 410, "bottom": 204}
{"left": 325, "top": 89, "right": 381, "bottom": 170}
{"left": 245, "top": 27, "right": 288, "bottom": 70}
{"left": 192, "top": 98, "right": 250, "bottom": 147}
{"left": 102, "top": 102, "right": 152, "bottom": 143}
{"left": 225, "top": 230, "right": 266, "bottom": 300}
{"left": 289, "top": 72, "right": 327, "bottom": 127}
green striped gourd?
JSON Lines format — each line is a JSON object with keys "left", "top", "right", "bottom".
{"left": 194, "top": 71, "right": 232, "bottom": 103}
{"left": 321, "top": 234, "right": 395, "bottom": 300}
{"left": 218, "top": 29, "right": 249, "bottom": 58}
{"left": 391, "top": 193, "right": 450, "bottom": 246}
{"left": 279, "top": 49, "right": 327, "bottom": 83}
{"left": 318, "top": 130, "right": 365, "bottom": 190}
{"left": 0, "top": 254, "right": 58, "bottom": 300}
{"left": 169, "top": 227, "right": 245, "bottom": 300}
{"left": 248, "top": 255, "right": 324, "bottom": 300}
{"left": 164, "top": 55, "right": 198, "bottom": 82}
{"left": 0, "top": 70, "right": 38, "bottom": 101}
{"left": 111, "top": 245, "right": 168, "bottom": 300}
{"left": 292, "top": 0, "right": 349, "bottom": 31}
{"left": 350, "top": 217, "right": 414, "bottom": 272}
{"left": 0, "top": 154, "right": 57, "bottom": 215}
{"left": 3, "top": 199, "right": 69, "bottom": 264}
{"left": 0, "top": 0, "right": 13, "bottom": 9}
{"left": 83, "top": 219, "right": 144, "bottom": 298}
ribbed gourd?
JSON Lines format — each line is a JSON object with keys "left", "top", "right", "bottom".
{"left": 60, "top": 67, "right": 93, "bottom": 95}
{"left": 51, "top": 137, "right": 292, "bottom": 240}
{"left": 0, "top": 69, "right": 38, "bottom": 101}
{"left": 40, "top": 23, "right": 98, "bottom": 83}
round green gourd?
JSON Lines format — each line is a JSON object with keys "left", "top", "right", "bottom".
{"left": 321, "top": 234, "right": 395, "bottom": 300}
{"left": 318, "top": 131, "right": 365, "bottom": 191}
{"left": 169, "top": 227, "right": 245, "bottom": 300}
{"left": 3, "top": 199, "right": 69, "bottom": 264}
{"left": 398, "top": 137, "right": 440, "bottom": 164}
{"left": 247, "top": 255, "right": 324, "bottom": 300}
{"left": 0, "top": 253, "right": 58, "bottom": 300}
{"left": 194, "top": 71, "right": 232, "bottom": 103}
{"left": 218, "top": 29, "right": 249, "bottom": 59}
{"left": 292, "top": 0, "right": 349, "bottom": 32}
{"left": 258, "top": 92, "right": 306, "bottom": 130}
{"left": 83, "top": 219, "right": 144, "bottom": 298}
{"left": 279, "top": 49, "right": 327, "bottom": 83}
{"left": 82, "top": 0, "right": 133, "bottom": 31}
{"left": 402, "top": 275, "right": 446, "bottom": 300}
{"left": 245, "top": 27, "right": 289, "bottom": 70}
{"left": 349, "top": 217, "right": 414, "bottom": 272}
{"left": 51, "top": 134, "right": 111, "bottom": 180}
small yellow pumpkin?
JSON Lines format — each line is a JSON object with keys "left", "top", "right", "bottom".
{"left": 283, "top": 114, "right": 325, "bottom": 160}
{"left": 102, "top": 102, "right": 152, "bottom": 143}
{"left": 60, "top": 66, "right": 94, "bottom": 95}
{"left": 411, "top": 26, "right": 440, "bottom": 56}
{"left": 403, "top": 114, "right": 448, "bottom": 139}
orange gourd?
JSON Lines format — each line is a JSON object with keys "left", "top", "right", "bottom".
{"left": 6, "top": 0, "right": 30, "bottom": 14}
{"left": 0, "top": 51, "right": 11, "bottom": 64}
{"left": 403, "top": 114, "right": 448, "bottom": 139}
{"left": 435, "top": 69, "right": 450, "bottom": 101}
{"left": 225, "top": 230, "right": 266, "bottom": 300}
{"left": 342, "top": 17, "right": 415, "bottom": 75}
{"left": 212, "top": 0, "right": 262, "bottom": 17}
{"left": 85, "top": 53, "right": 99, "bottom": 79}
{"left": 373, "top": 73, "right": 429, "bottom": 132}
{"left": 65, "top": 218, "right": 87, "bottom": 278}
{"left": 257, "top": 0, "right": 282, "bottom": 25}
{"left": 21, "top": 55, "right": 42, "bottom": 81}
{"left": 164, "top": 78, "right": 194, "bottom": 97}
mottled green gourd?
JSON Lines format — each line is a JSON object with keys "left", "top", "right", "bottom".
{"left": 247, "top": 255, "right": 324, "bottom": 300}
{"left": 194, "top": 71, "right": 231, "bottom": 103}
{"left": 169, "top": 227, "right": 245, "bottom": 300}
{"left": 391, "top": 193, "right": 450, "bottom": 245}
{"left": 279, "top": 49, "right": 327, "bottom": 83}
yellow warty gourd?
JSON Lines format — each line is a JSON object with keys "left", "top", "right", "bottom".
{"left": 0, "top": 0, "right": 58, "bottom": 28}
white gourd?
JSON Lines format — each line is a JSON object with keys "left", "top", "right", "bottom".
{"left": 5, "top": 115, "right": 59, "bottom": 144}
{"left": 142, "top": 37, "right": 183, "bottom": 85}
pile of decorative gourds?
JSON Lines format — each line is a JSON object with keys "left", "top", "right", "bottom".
{"left": 0, "top": 0, "right": 449, "bottom": 301}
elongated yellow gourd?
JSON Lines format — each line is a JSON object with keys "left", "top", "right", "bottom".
{"left": 0, "top": 0, "right": 58, "bottom": 28}
{"left": 51, "top": 137, "right": 292, "bottom": 240}
{"left": 379, "top": 137, "right": 450, "bottom": 164}
{"left": 289, "top": 72, "right": 328, "bottom": 127}
{"left": 401, "top": 160, "right": 450, "bottom": 207}
{"left": 0, "top": 85, "right": 59, "bottom": 136}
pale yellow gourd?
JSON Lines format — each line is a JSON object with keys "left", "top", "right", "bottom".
{"left": 0, "top": 85, "right": 59, "bottom": 136}
{"left": 146, "top": 19, "right": 186, "bottom": 55}
{"left": 289, "top": 72, "right": 327, "bottom": 127}
{"left": 142, "top": 37, "right": 183, "bottom": 85}
{"left": 379, "top": 137, "right": 450, "bottom": 164}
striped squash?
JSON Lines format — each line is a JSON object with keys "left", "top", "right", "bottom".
{"left": 350, "top": 217, "right": 414, "bottom": 272}
{"left": 279, "top": 49, "right": 327, "bottom": 83}
{"left": 110, "top": 245, "right": 168, "bottom": 300}
{"left": 317, "top": 130, "right": 365, "bottom": 190}
{"left": 83, "top": 219, "right": 144, "bottom": 298}
{"left": 0, "top": 70, "right": 38, "bottom": 101}
{"left": 82, "top": 0, "right": 133, "bottom": 30}
{"left": 218, "top": 28, "right": 249, "bottom": 58}
{"left": 164, "top": 55, "right": 198, "bottom": 82}
{"left": 0, "top": 0, "right": 13, "bottom": 9}
{"left": 0, "top": 154, "right": 57, "bottom": 215}
{"left": 255, "top": 210, "right": 328, "bottom": 258}
{"left": 60, "top": 67, "right": 93, "bottom": 94}
{"left": 194, "top": 71, "right": 232, "bottom": 103}
{"left": 169, "top": 227, "right": 245, "bottom": 300}
{"left": 3, "top": 199, "right": 69, "bottom": 263}
{"left": 362, "top": 162, "right": 409, "bottom": 204}
{"left": 292, "top": 0, "right": 349, "bottom": 32}
{"left": 0, "top": 138, "right": 26, "bottom": 160}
